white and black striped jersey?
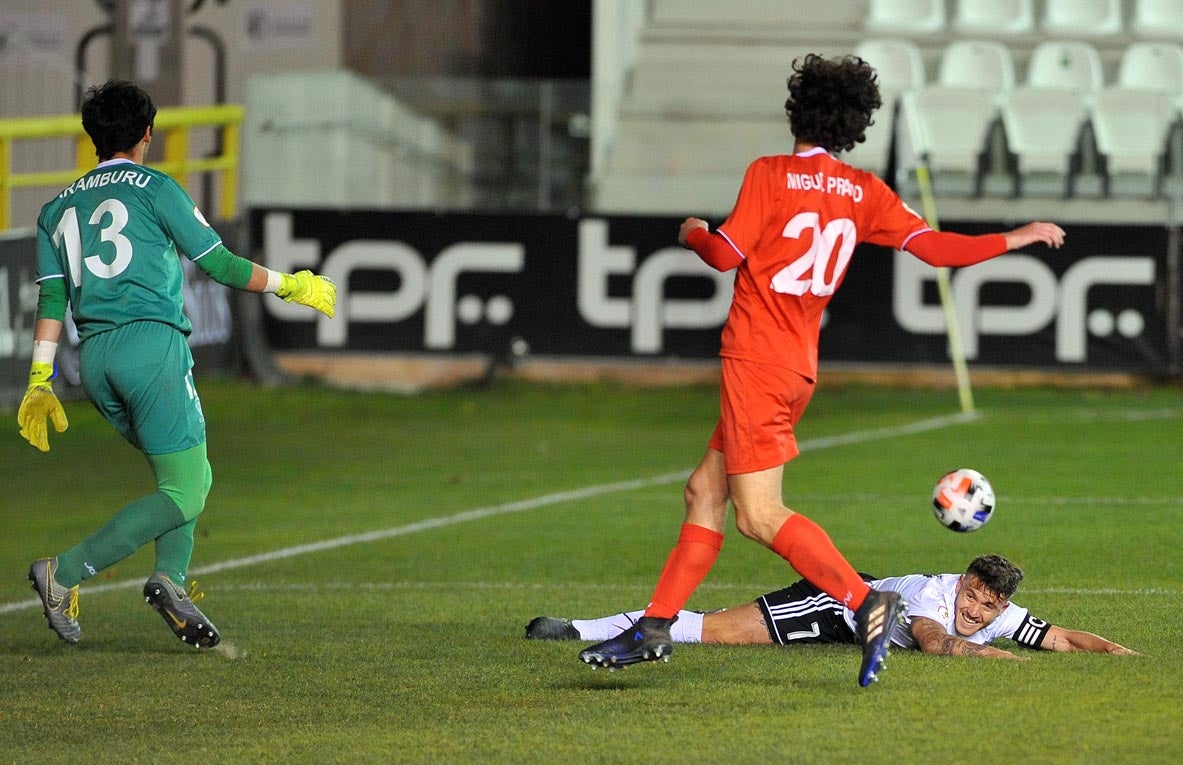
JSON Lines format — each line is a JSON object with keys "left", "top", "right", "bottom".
{"left": 839, "top": 573, "right": 1051, "bottom": 649}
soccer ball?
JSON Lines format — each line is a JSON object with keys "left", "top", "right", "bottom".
{"left": 931, "top": 468, "right": 995, "bottom": 532}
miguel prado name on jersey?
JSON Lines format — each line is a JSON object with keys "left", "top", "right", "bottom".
{"left": 784, "top": 171, "right": 864, "bottom": 201}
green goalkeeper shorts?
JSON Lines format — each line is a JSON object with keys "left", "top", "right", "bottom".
{"left": 79, "top": 320, "right": 207, "bottom": 455}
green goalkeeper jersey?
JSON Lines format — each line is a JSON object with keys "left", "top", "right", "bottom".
{"left": 35, "top": 158, "right": 222, "bottom": 341}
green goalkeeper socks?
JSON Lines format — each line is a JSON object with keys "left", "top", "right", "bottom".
{"left": 55, "top": 492, "right": 187, "bottom": 588}
{"left": 153, "top": 518, "right": 197, "bottom": 584}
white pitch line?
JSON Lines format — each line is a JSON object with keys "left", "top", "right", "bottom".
{"left": 2, "top": 410, "right": 977, "bottom": 617}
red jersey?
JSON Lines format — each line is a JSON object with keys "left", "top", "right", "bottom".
{"left": 714, "top": 148, "right": 930, "bottom": 380}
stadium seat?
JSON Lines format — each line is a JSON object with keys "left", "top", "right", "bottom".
{"left": 1118, "top": 42, "right": 1183, "bottom": 96}
{"left": 951, "top": 0, "right": 1035, "bottom": 37}
{"left": 864, "top": 0, "right": 946, "bottom": 36}
{"left": 1041, "top": 0, "right": 1123, "bottom": 38}
{"left": 1026, "top": 40, "right": 1105, "bottom": 97}
{"left": 900, "top": 87, "right": 999, "bottom": 194}
{"left": 855, "top": 38, "right": 927, "bottom": 92}
{"left": 843, "top": 39, "right": 926, "bottom": 176}
{"left": 898, "top": 41, "right": 1016, "bottom": 196}
{"left": 937, "top": 40, "right": 1016, "bottom": 91}
{"left": 1000, "top": 87, "right": 1089, "bottom": 196}
{"left": 1091, "top": 86, "right": 1174, "bottom": 196}
{"left": 1117, "top": 42, "right": 1183, "bottom": 194}
{"left": 1130, "top": 0, "right": 1183, "bottom": 39}
{"left": 1009, "top": 41, "right": 1108, "bottom": 196}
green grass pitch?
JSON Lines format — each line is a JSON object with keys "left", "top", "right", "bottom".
{"left": 1, "top": 377, "right": 1180, "bottom": 763}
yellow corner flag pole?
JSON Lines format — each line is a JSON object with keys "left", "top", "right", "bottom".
{"left": 913, "top": 163, "right": 975, "bottom": 415}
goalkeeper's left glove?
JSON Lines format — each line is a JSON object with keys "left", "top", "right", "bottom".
{"left": 276, "top": 270, "right": 337, "bottom": 318}
{"left": 17, "top": 361, "right": 68, "bottom": 453}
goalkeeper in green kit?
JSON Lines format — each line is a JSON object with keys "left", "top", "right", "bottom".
{"left": 17, "top": 80, "right": 336, "bottom": 648}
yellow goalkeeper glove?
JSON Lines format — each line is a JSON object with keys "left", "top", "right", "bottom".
{"left": 17, "top": 361, "right": 68, "bottom": 453}
{"left": 276, "top": 270, "right": 337, "bottom": 318}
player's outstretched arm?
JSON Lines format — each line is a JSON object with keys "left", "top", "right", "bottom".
{"left": 906, "top": 222, "right": 1064, "bottom": 269}
{"left": 1002, "top": 222, "right": 1066, "bottom": 252}
{"left": 1036, "top": 625, "right": 1141, "bottom": 655}
{"left": 193, "top": 245, "right": 337, "bottom": 318}
{"left": 911, "top": 617, "right": 1027, "bottom": 660}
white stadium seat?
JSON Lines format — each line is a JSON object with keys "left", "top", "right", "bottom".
{"left": 1042, "top": 0, "right": 1123, "bottom": 38}
{"left": 1010, "top": 41, "right": 1106, "bottom": 197}
{"left": 900, "top": 87, "right": 999, "bottom": 193}
{"left": 1118, "top": 42, "right": 1183, "bottom": 96}
{"left": 1000, "top": 87, "right": 1089, "bottom": 195}
{"left": 1026, "top": 40, "right": 1105, "bottom": 96}
{"left": 951, "top": 0, "right": 1035, "bottom": 37}
{"left": 855, "top": 38, "right": 927, "bottom": 92}
{"left": 937, "top": 40, "right": 1017, "bottom": 92}
{"left": 897, "top": 41, "right": 1016, "bottom": 195}
{"left": 864, "top": 0, "right": 946, "bottom": 36}
{"left": 1116, "top": 43, "right": 1183, "bottom": 193}
{"left": 1130, "top": 0, "right": 1183, "bottom": 39}
{"left": 1091, "top": 87, "right": 1175, "bottom": 195}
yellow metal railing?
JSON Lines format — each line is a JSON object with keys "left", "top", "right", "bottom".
{"left": 0, "top": 104, "right": 244, "bottom": 230}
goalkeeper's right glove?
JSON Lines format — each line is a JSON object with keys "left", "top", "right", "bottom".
{"left": 17, "top": 361, "right": 68, "bottom": 453}
{"left": 276, "top": 270, "right": 337, "bottom": 318}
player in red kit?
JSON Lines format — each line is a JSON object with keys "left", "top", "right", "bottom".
{"left": 578, "top": 53, "right": 1065, "bottom": 686}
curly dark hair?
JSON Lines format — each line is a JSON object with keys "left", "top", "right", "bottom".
{"left": 81, "top": 80, "right": 157, "bottom": 161}
{"left": 784, "top": 53, "right": 882, "bottom": 153}
{"left": 965, "top": 554, "right": 1024, "bottom": 600}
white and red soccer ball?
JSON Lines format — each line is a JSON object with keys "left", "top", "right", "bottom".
{"left": 932, "top": 468, "right": 996, "bottom": 533}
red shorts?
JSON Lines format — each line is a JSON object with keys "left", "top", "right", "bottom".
{"left": 708, "top": 357, "right": 815, "bottom": 475}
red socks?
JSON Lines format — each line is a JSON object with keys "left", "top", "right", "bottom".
{"left": 642, "top": 516, "right": 868, "bottom": 618}
{"left": 644, "top": 523, "right": 724, "bottom": 619}
{"left": 770, "top": 514, "right": 871, "bottom": 611}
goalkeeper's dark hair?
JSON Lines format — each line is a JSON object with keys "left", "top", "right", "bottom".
{"left": 966, "top": 554, "right": 1024, "bottom": 600}
{"left": 81, "top": 80, "right": 157, "bottom": 161}
{"left": 784, "top": 53, "right": 882, "bottom": 154}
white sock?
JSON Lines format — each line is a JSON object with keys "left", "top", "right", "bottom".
{"left": 571, "top": 609, "right": 704, "bottom": 643}
{"left": 670, "top": 611, "right": 704, "bottom": 643}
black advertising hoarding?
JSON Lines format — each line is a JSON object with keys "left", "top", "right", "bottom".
{"left": 252, "top": 209, "right": 732, "bottom": 359}
{"left": 250, "top": 209, "right": 1175, "bottom": 373}
{"left": 0, "top": 234, "right": 39, "bottom": 408}
{"left": 828, "top": 222, "right": 1171, "bottom": 370}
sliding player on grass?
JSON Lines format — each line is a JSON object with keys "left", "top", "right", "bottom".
{"left": 539, "top": 555, "right": 1137, "bottom": 657}
{"left": 18, "top": 80, "right": 336, "bottom": 648}
{"left": 577, "top": 53, "right": 1066, "bottom": 686}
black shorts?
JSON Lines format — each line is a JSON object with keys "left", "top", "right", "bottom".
{"left": 755, "top": 574, "right": 875, "bottom": 646}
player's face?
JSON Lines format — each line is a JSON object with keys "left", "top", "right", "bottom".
{"left": 952, "top": 575, "right": 1009, "bottom": 637}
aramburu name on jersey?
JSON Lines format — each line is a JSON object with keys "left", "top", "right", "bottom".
{"left": 784, "top": 171, "right": 864, "bottom": 202}
{"left": 58, "top": 168, "right": 152, "bottom": 199}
